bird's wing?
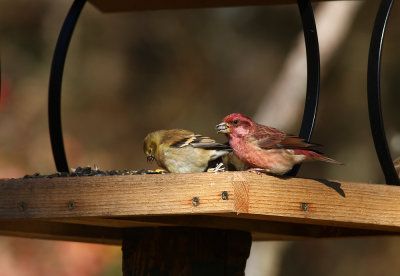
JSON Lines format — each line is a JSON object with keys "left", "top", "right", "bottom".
{"left": 251, "top": 124, "right": 287, "bottom": 148}
{"left": 191, "top": 140, "right": 232, "bottom": 150}
{"left": 253, "top": 124, "right": 317, "bottom": 150}
{"left": 170, "top": 134, "right": 231, "bottom": 150}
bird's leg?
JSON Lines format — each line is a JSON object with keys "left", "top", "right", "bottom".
{"left": 207, "top": 162, "right": 225, "bottom": 173}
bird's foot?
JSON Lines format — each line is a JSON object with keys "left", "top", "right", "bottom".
{"left": 207, "top": 162, "right": 225, "bottom": 173}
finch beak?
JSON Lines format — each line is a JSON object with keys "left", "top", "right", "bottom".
{"left": 146, "top": 155, "right": 155, "bottom": 162}
{"left": 216, "top": 122, "right": 230, "bottom": 133}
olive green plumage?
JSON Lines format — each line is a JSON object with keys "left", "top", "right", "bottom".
{"left": 143, "top": 129, "right": 231, "bottom": 173}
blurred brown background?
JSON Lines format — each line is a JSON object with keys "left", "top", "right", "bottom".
{"left": 1, "top": 1, "right": 400, "bottom": 275}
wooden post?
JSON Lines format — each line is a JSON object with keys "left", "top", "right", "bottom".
{"left": 122, "top": 227, "right": 252, "bottom": 275}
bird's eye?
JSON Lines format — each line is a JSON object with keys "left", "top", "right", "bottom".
{"left": 233, "top": 120, "right": 239, "bottom": 124}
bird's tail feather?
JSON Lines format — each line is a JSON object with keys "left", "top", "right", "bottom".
{"left": 309, "top": 152, "right": 343, "bottom": 165}
{"left": 294, "top": 150, "right": 343, "bottom": 165}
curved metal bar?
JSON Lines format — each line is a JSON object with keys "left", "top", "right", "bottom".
{"left": 48, "top": 0, "right": 86, "bottom": 172}
{"left": 288, "top": 0, "right": 320, "bottom": 176}
{"left": 367, "top": 0, "right": 399, "bottom": 185}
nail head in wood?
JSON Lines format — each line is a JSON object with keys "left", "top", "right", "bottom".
{"left": 192, "top": 197, "right": 199, "bottom": 207}
{"left": 18, "top": 202, "right": 26, "bottom": 212}
{"left": 68, "top": 201, "right": 75, "bottom": 211}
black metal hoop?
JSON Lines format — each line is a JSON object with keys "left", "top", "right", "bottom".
{"left": 48, "top": 0, "right": 86, "bottom": 172}
{"left": 288, "top": 0, "right": 320, "bottom": 176}
{"left": 48, "top": 0, "right": 320, "bottom": 174}
{"left": 367, "top": 0, "right": 399, "bottom": 185}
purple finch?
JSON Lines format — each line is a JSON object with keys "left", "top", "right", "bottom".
{"left": 216, "top": 113, "right": 341, "bottom": 175}
{"left": 144, "top": 129, "right": 231, "bottom": 173}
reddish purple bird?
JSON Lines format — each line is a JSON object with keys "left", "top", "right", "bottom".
{"left": 216, "top": 113, "right": 341, "bottom": 175}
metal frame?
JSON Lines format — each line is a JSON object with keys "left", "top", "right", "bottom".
{"left": 47, "top": 0, "right": 399, "bottom": 185}
{"left": 48, "top": 0, "right": 321, "bottom": 174}
{"left": 48, "top": 0, "right": 86, "bottom": 172}
{"left": 288, "top": 0, "right": 320, "bottom": 176}
{"left": 367, "top": 0, "right": 399, "bottom": 185}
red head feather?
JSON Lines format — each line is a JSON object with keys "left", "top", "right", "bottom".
{"left": 220, "top": 113, "right": 255, "bottom": 138}
{"left": 222, "top": 113, "right": 253, "bottom": 124}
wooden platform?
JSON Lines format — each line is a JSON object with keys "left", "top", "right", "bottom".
{"left": 88, "top": 0, "right": 346, "bottom": 13}
{"left": 0, "top": 172, "right": 399, "bottom": 245}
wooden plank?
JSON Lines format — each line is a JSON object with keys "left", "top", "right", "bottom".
{"left": 243, "top": 176, "right": 400, "bottom": 232}
{"left": 108, "top": 215, "right": 400, "bottom": 238}
{"left": 47, "top": 217, "right": 168, "bottom": 228}
{"left": 0, "top": 219, "right": 122, "bottom": 245}
{"left": 88, "top": 0, "right": 347, "bottom": 13}
{"left": 0, "top": 172, "right": 399, "bottom": 241}
{"left": 0, "top": 174, "right": 235, "bottom": 219}
{"left": 0, "top": 215, "right": 397, "bottom": 246}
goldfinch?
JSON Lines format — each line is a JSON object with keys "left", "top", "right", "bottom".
{"left": 143, "top": 129, "right": 231, "bottom": 173}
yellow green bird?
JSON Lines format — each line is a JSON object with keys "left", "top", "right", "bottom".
{"left": 143, "top": 129, "right": 231, "bottom": 173}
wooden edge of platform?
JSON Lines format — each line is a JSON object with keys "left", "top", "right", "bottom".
{"left": 0, "top": 172, "right": 399, "bottom": 243}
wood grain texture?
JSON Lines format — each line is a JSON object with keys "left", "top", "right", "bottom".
{"left": 0, "top": 219, "right": 122, "bottom": 245}
{"left": 106, "top": 215, "right": 400, "bottom": 238}
{"left": 88, "top": 0, "right": 348, "bottom": 13}
{"left": 0, "top": 173, "right": 236, "bottom": 219}
{"left": 0, "top": 172, "right": 399, "bottom": 243}
{"left": 243, "top": 175, "right": 400, "bottom": 231}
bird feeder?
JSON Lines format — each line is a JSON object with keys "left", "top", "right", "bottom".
{"left": 1, "top": 0, "right": 399, "bottom": 275}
